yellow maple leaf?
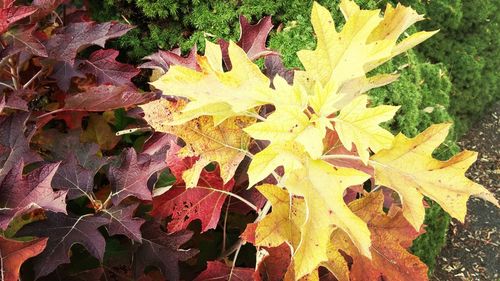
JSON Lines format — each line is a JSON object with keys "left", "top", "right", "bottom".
{"left": 255, "top": 184, "right": 305, "bottom": 249}
{"left": 285, "top": 159, "right": 371, "bottom": 279}
{"left": 140, "top": 98, "right": 254, "bottom": 187}
{"left": 150, "top": 40, "right": 272, "bottom": 125}
{"left": 370, "top": 123, "right": 499, "bottom": 230}
{"left": 296, "top": 1, "right": 437, "bottom": 113}
{"left": 256, "top": 184, "right": 349, "bottom": 281}
{"left": 334, "top": 95, "right": 400, "bottom": 163}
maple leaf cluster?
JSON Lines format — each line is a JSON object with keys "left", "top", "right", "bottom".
{"left": 0, "top": 0, "right": 497, "bottom": 281}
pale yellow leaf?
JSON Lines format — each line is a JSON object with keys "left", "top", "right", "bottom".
{"left": 370, "top": 123, "right": 499, "bottom": 230}
{"left": 285, "top": 159, "right": 371, "bottom": 278}
{"left": 255, "top": 184, "right": 305, "bottom": 249}
{"left": 151, "top": 41, "right": 272, "bottom": 124}
{"left": 334, "top": 95, "right": 399, "bottom": 163}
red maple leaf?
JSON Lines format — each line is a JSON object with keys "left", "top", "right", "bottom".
{"left": 150, "top": 140, "right": 235, "bottom": 233}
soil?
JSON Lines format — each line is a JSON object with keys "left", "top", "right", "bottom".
{"left": 431, "top": 103, "right": 500, "bottom": 281}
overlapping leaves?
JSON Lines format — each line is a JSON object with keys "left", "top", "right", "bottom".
{"left": 1, "top": 0, "right": 497, "bottom": 280}
{"left": 141, "top": 0, "right": 498, "bottom": 280}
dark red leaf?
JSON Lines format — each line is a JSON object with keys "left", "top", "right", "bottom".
{"left": 0, "top": 6, "right": 37, "bottom": 34}
{"left": 1, "top": 0, "right": 16, "bottom": 9}
{"left": 51, "top": 151, "right": 104, "bottom": 199}
{"left": 0, "top": 236, "right": 48, "bottom": 281}
{"left": 0, "top": 113, "right": 42, "bottom": 182}
{"left": 44, "top": 21, "right": 133, "bottom": 65}
{"left": 16, "top": 212, "right": 108, "bottom": 279}
{"left": 254, "top": 244, "right": 291, "bottom": 281}
{"left": 49, "top": 60, "right": 85, "bottom": 91}
{"left": 0, "top": 92, "right": 28, "bottom": 112}
{"left": 193, "top": 261, "right": 254, "bottom": 281}
{"left": 108, "top": 148, "right": 168, "bottom": 205}
{"left": 39, "top": 85, "right": 156, "bottom": 122}
{"left": 79, "top": 49, "right": 140, "bottom": 86}
{"left": 0, "top": 162, "right": 67, "bottom": 230}
{"left": 139, "top": 46, "right": 200, "bottom": 73}
{"left": 30, "top": 0, "right": 64, "bottom": 22}
{"left": 218, "top": 16, "right": 276, "bottom": 69}
{"left": 101, "top": 203, "right": 145, "bottom": 242}
{"left": 3, "top": 24, "right": 47, "bottom": 57}
{"left": 133, "top": 221, "right": 198, "bottom": 281}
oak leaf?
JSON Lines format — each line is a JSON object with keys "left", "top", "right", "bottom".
{"left": 370, "top": 123, "right": 499, "bottom": 230}
{"left": 254, "top": 184, "right": 305, "bottom": 249}
{"left": 0, "top": 236, "right": 48, "bottom": 281}
{"left": 44, "top": 21, "right": 133, "bottom": 65}
{"left": 101, "top": 203, "right": 145, "bottom": 242}
{"left": 193, "top": 261, "right": 254, "bottom": 281}
{"left": 141, "top": 98, "right": 254, "bottom": 188}
{"left": 108, "top": 147, "right": 168, "bottom": 205}
{"left": 333, "top": 95, "right": 399, "bottom": 163}
{"left": 139, "top": 46, "right": 200, "bottom": 74}
{"left": 0, "top": 113, "right": 42, "bottom": 182}
{"left": 0, "top": 162, "right": 67, "bottom": 230}
{"left": 295, "top": 1, "right": 437, "bottom": 110}
{"left": 218, "top": 15, "right": 276, "bottom": 69}
{"left": 149, "top": 40, "right": 271, "bottom": 124}
{"left": 0, "top": 5, "right": 37, "bottom": 34}
{"left": 16, "top": 212, "right": 108, "bottom": 279}
{"left": 133, "top": 221, "right": 198, "bottom": 280}
{"left": 79, "top": 49, "right": 140, "bottom": 86}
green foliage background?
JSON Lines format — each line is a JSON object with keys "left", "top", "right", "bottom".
{"left": 89, "top": 0, "right": 498, "bottom": 272}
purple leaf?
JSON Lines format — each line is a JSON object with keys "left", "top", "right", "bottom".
{"left": 133, "top": 221, "right": 198, "bottom": 280}
{"left": 108, "top": 148, "right": 168, "bottom": 205}
{"left": 44, "top": 21, "right": 133, "bottom": 65}
{"left": 101, "top": 203, "right": 145, "bottom": 242}
{"left": 139, "top": 46, "right": 200, "bottom": 73}
{"left": 79, "top": 49, "right": 140, "bottom": 86}
{"left": 0, "top": 113, "right": 42, "bottom": 182}
{"left": 0, "top": 162, "right": 67, "bottom": 230}
{"left": 16, "top": 212, "right": 108, "bottom": 279}
{"left": 264, "top": 54, "right": 294, "bottom": 86}
{"left": 38, "top": 85, "right": 156, "bottom": 122}
{"left": 3, "top": 24, "right": 47, "bottom": 57}
{"left": 49, "top": 60, "right": 85, "bottom": 91}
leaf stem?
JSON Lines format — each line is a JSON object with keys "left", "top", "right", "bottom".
{"left": 195, "top": 186, "right": 258, "bottom": 212}
{"left": 23, "top": 68, "right": 45, "bottom": 89}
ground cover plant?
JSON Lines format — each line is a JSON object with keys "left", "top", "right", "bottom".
{"left": 0, "top": 0, "right": 498, "bottom": 280}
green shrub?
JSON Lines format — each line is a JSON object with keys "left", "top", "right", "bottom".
{"left": 89, "top": 0, "right": 493, "bottom": 272}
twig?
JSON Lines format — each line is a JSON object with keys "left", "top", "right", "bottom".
{"left": 0, "top": 81, "right": 14, "bottom": 90}
{"left": 115, "top": 127, "right": 152, "bottom": 136}
{"left": 23, "top": 68, "right": 45, "bottom": 89}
